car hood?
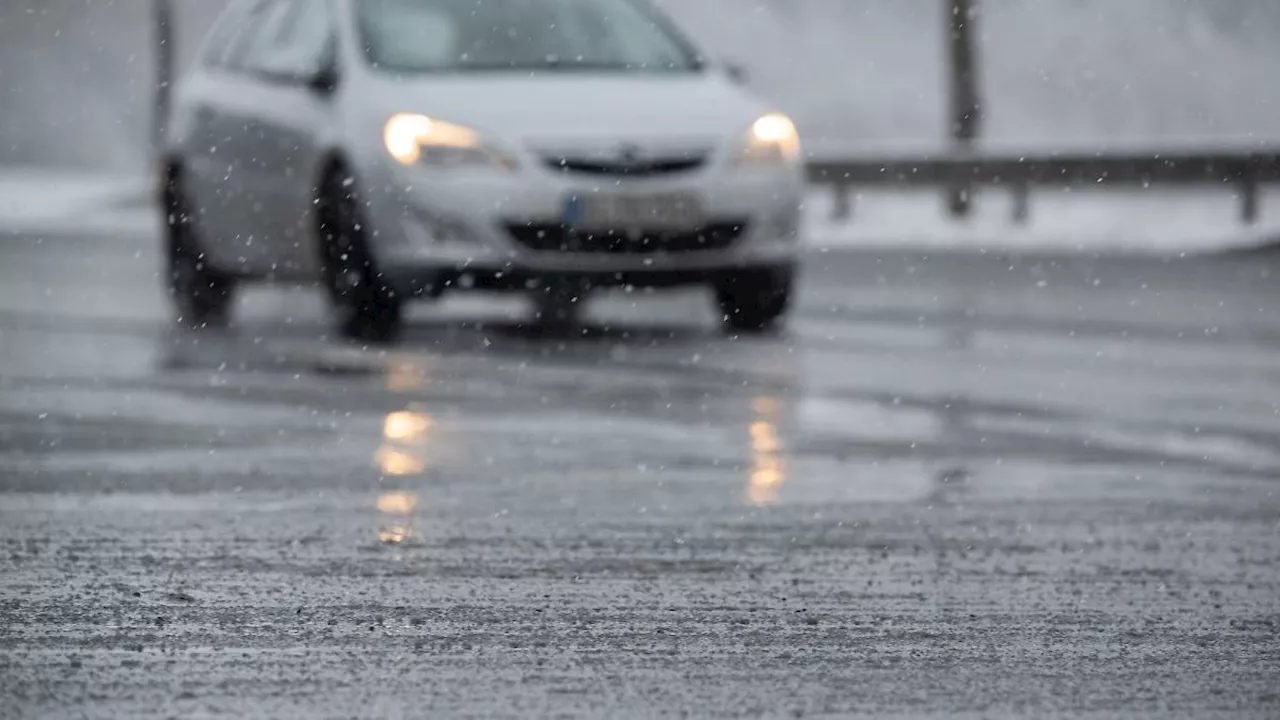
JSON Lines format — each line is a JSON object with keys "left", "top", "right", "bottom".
{"left": 361, "top": 72, "right": 771, "bottom": 149}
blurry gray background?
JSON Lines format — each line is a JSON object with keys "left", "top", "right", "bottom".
{"left": 2, "top": 0, "right": 1279, "bottom": 172}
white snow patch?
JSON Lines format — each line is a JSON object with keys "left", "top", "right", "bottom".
{"left": 804, "top": 186, "right": 1280, "bottom": 254}
{"left": 0, "top": 169, "right": 157, "bottom": 237}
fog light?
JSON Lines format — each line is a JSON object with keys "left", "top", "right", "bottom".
{"left": 415, "top": 208, "right": 478, "bottom": 245}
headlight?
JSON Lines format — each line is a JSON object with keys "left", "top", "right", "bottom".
{"left": 383, "top": 113, "right": 516, "bottom": 169}
{"left": 736, "top": 113, "right": 801, "bottom": 166}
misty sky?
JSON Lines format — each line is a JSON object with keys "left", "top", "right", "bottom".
{"left": 1, "top": 0, "right": 1278, "bottom": 169}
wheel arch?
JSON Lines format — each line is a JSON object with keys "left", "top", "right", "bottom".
{"left": 312, "top": 150, "right": 355, "bottom": 260}
{"left": 158, "top": 156, "right": 185, "bottom": 211}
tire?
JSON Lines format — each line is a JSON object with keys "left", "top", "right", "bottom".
{"left": 715, "top": 267, "right": 793, "bottom": 333}
{"left": 317, "top": 170, "right": 403, "bottom": 344}
{"left": 164, "top": 170, "right": 235, "bottom": 329}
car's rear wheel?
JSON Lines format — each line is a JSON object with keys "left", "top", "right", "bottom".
{"left": 318, "top": 170, "right": 403, "bottom": 344}
{"left": 715, "top": 267, "right": 793, "bottom": 333}
{"left": 164, "top": 169, "right": 235, "bottom": 329}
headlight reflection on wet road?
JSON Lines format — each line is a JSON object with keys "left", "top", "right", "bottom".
{"left": 376, "top": 406, "right": 434, "bottom": 478}
{"left": 374, "top": 446, "right": 427, "bottom": 477}
{"left": 376, "top": 489, "right": 418, "bottom": 515}
{"left": 375, "top": 490, "right": 419, "bottom": 546}
{"left": 383, "top": 410, "right": 433, "bottom": 444}
{"left": 375, "top": 401, "right": 434, "bottom": 544}
{"left": 386, "top": 357, "right": 432, "bottom": 393}
{"left": 747, "top": 395, "right": 787, "bottom": 507}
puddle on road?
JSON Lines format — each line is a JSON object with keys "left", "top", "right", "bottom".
{"left": 374, "top": 489, "right": 420, "bottom": 547}
{"left": 157, "top": 329, "right": 385, "bottom": 378}
{"left": 375, "top": 406, "right": 436, "bottom": 478}
{"left": 969, "top": 413, "right": 1280, "bottom": 474}
{"left": 746, "top": 395, "right": 787, "bottom": 506}
{"left": 796, "top": 396, "right": 943, "bottom": 443}
{"left": 41, "top": 298, "right": 1269, "bottom": 511}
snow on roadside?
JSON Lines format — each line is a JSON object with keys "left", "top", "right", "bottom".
{"left": 804, "top": 186, "right": 1280, "bottom": 255}
{"left": 0, "top": 168, "right": 157, "bottom": 238}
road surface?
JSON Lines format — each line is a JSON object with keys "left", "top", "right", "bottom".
{"left": 1, "top": 225, "right": 1278, "bottom": 718}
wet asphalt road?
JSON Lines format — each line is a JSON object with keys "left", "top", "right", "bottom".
{"left": 1, "top": 227, "right": 1278, "bottom": 718}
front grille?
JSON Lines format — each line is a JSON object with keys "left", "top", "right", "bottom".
{"left": 541, "top": 155, "right": 706, "bottom": 177}
{"left": 507, "top": 221, "right": 748, "bottom": 254}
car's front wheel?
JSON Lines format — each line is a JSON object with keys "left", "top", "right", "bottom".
{"left": 715, "top": 267, "right": 793, "bottom": 333}
{"left": 318, "top": 170, "right": 403, "bottom": 344}
{"left": 164, "top": 170, "right": 235, "bottom": 329}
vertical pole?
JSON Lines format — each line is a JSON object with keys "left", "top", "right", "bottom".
{"left": 1011, "top": 182, "right": 1030, "bottom": 225}
{"left": 152, "top": 0, "right": 173, "bottom": 159}
{"left": 1240, "top": 178, "right": 1259, "bottom": 225}
{"left": 832, "top": 182, "right": 853, "bottom": 222}
{"left": 946, "top": 0, "right": 981, "bottom": 219}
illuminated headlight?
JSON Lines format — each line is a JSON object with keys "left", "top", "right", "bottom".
{"left": 736, "top": 113, "right": 801, "bottom": 166}
{"left": 384, "top": 113, "right": 517, "bottom": 169}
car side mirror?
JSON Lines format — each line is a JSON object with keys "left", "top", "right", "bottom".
{"left": 306, "top": 62, "right": 339, "bottom": 95}
{"left": 306, "top": 38, "right": 340, "bottom": 95}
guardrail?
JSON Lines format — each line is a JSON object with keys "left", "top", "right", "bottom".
{"left": 806, "top": 149, "right": 1280, "bottom": 224}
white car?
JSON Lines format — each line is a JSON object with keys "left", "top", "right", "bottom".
{"left": 163, "top": 0, "right": 804, "bottom": 341}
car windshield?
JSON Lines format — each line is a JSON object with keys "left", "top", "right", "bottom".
{"left": 354, "top": 0, "right": 703, "bottom": 74}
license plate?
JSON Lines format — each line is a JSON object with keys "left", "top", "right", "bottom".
{"left": 564, "top": 192, "right": 703, "bottom": 230}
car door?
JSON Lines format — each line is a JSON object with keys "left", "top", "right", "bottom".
{"left": 179, "top": 0, "right": 284, "bottom": 274}
{"left": 236, "top": 0, "right": 338, "bottom": 280}
{"left": 195, "top": 0, "right": 312, "bottom": 276}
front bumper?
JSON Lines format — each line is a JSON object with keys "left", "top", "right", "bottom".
{"left": 360, "top": 158, "right": 803, "bottom": 294}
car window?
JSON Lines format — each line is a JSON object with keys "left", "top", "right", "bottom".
{"left": 359, "top": 4, "right": 458, "bottom": 70}
{"left": 199, "top": 0, "right": 267, "bottom": 69}
{"left": 354, "top": 0, "right": 703, "bottom": 74}
{"left": 245, "top": 0, "right": 335, "bottom": 77}
{"left": 221, "top": 0, "right": 294, "bottom": 73}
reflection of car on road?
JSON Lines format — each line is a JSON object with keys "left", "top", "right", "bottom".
{"left": 162, "top": 0, "right": 804, "bottom": 341}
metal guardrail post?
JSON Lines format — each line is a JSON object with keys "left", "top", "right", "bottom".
{"left": 1011, "top": 182, "right": 1030, "bottom": 225}
{"left": 1240, "top": 178, "right": 1259, "bottom": 224}
{"left": 832, "top": 181, "right": 853, "bottom": 221}
{"left": 152, "top": 0, "right": 173, "bottom": 160}
{"left": 946, "top": 0, "right": 981, "bottom": 220}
